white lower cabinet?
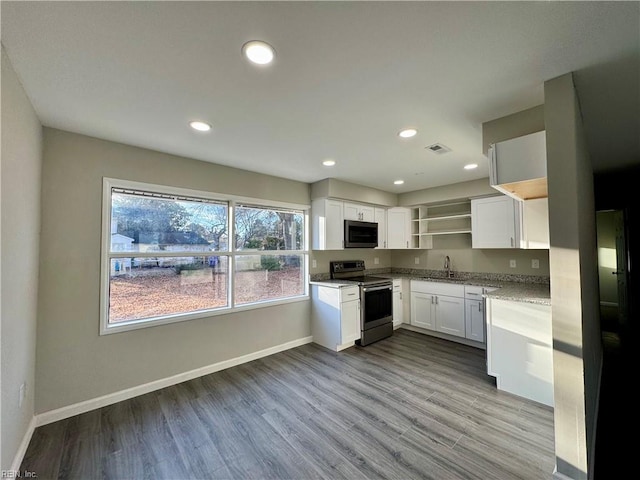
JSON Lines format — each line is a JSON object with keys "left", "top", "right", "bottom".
{"left": 435, "top": 295, "right": 465, "bottom": 337}
{"left": 311, "top": 285, "right": 360, "bottom": 351}
{"left": 465, "top": 299, "right": 485, "bottom": 342}
{"left": 392, "top": 280, "right": 403, "bottom": 328}
{"left": 410, "top": 281, "right": 465, "bottom": 338}
{"left": 410, "top": 292, "right": 435, "bottom": 330}
{"left": 486, "top": 298, "right": 553, "bottom": 406}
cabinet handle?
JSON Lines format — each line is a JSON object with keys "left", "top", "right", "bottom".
{"left": 399, "top": 292, "right": 402, "bottom": 300}
{"left": 436, "top": 296, "right": 438, "bottom": 305}
{"left": 510, "top": 237, "right": 514, "bottom": 247}
{"left": 479, "top": 302, "right": 482, "bottom": 312}
{"left": 431, "top": 295, "right": 434, "bottom": 304}
{"left": 406, "top": 241, "right": 409, "bottom": 248}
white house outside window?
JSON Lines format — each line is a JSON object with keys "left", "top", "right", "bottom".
{"left": 101, "top": 178, "right": 309, "bottom": 334}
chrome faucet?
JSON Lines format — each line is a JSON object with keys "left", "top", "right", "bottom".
{"left": 444, "top": 255, "right": 454, "bottom": 278}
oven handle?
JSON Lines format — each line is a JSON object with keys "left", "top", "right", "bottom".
{"left": 362, "top": 285, "right": 393, "bottom": 293}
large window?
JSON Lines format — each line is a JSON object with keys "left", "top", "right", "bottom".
{"left": 101, "top": 179, "right": 308, "bottom": 334}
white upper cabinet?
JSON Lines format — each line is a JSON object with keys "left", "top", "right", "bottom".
{"left": 312, "top": 198, "right": 344, "bottom": 250}
{"left": 519, "top": 197, "right": 550, "bottom": 249}
{"left": 471, "top": 195, "right": 519, "bottom": 249}
{"left": 472, "top": 195, "right": 550, "bottom": 249}
{"left": 375, "top": 207, "right": 388, "bottom": 249}
{"left": 489, "top": 130, "right": 547, "bottom": 201}
{"left": 343, "top": 202, "right": 375, "bottom": 222}
{"left": 387, "top": 207, "right": 412, "bottom": 249}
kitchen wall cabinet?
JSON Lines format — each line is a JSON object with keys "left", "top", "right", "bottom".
{"left": 471, "top": 195, "right": 519, "bottom": 248}
{"left": 410, "top": 281, "right": 465, "bottom": 338}
{"left": 311, "top": 198, "right": 344, "bottom": 250}
{"left": 471, "top": 195, "right": 550, "bottom": 249}
{"left": 375, "top": 207, "right": 388, "bottom": 249}
{"left": 387, "top": 207, "right": 412, "bottom": 249}
{"left": 519, "top": 197, "right": 549, "bottom": 249}
{"left": 343, "top": 202, "right": 375, "bottom": 222}
{"left": 311, "top": 285, "right": 360, "bottom": 351}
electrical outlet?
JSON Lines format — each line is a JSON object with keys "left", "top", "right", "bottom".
{"left": 374, "top": 257, "right": 379, "bottom": 265}
{"left": 311, "top": 259, "right": 317, "bottom": 268}
{"left": 19, "top": 382, "right": 26, "bottom": 408}
{"left": 532, "top": 259, "right": 540, "bottom": 269}
{"left": 509, "top": 259, "right": 517, "bottom": 268}
{"left": 414, "top": 257, "right": 420, "bottom": 265}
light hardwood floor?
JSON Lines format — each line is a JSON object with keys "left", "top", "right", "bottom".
{"left": 21, "top": 329, "right": 555, "bottom": 479}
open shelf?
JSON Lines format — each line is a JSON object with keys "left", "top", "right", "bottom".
{"left": 410, "top": 200, "right": 472, "bottom": 245}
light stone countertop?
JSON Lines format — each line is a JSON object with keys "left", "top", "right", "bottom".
{"left": 309, "top": 270, "right": 550, "bottom": 304}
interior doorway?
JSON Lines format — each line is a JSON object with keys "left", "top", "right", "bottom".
{"left": 596, "top": 209, "right": 629, "bottom": 346}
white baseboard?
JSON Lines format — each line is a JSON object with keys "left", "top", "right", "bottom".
{"left": 552, "top": 469, "right": 576, "bottom": 480}
{"left": 36, "top": 335, "right": 313, "bottom": 427}
{"left": 10, "top": 416, "right": 37, "bottom": 471}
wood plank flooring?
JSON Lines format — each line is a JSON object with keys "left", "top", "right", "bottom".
{"left": 21, "top": 330, "right": 555, "bottom": 479}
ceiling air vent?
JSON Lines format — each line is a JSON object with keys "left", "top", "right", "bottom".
{"left": 425, "top": 143, "right": 451, "bottom": 154}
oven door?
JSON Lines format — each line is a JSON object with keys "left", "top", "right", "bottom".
{"left": 361, "top": 284, "right": 393, "bottom": 330}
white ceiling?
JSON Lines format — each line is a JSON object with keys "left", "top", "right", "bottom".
{"left": 2, "top": 1, "right": 638, "bottom": 193}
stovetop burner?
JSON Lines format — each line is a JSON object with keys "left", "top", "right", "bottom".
{"left": 329, "top": 260, "right": 391, "bottom": 286}
{"left": 340, "top": 275, "right": 391, "bottom": 285}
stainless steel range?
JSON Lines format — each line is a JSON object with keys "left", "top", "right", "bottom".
{"left": 330, "top": 260, "right": 393, "bottom": 346}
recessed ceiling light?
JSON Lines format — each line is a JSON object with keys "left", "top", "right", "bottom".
{"left": 322, "top": 159, "right": 336, "bottom": 166}
{"left": 394, "top": 180, "right": 405, "bottom": 185}
{"left": 398, "top": 128, "right": 418, "bottom": 138}
{"left": 464, "top": 163, "right": 478, "bottom": 170}
{"left": 189, "top": 121, "right": 211, "bottom": 132}
{"left": 242, "top": 40, "right": 275, "bottom": 65}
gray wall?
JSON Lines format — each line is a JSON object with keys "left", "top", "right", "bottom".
{"left": 398, "top": 178, "right": 495, "bottom": 207}
{"left": 311, "top": 178, "right": 397, "bottom": 206}
{"left": 1, "top": 48, "right": 42, "bottom": 469}
{"left": 36, "top": 129, "right": 311, "bottom": 413}
{"left": 482, "top": 104, "right": 545, "bottom": 155}
{"left": 310, "top": 249, "right": 392, "bottom": 274}
{"left": 545, "top": 73, "right": 601, "bottom": 480}
{"left": 391, "top": 234, "right": 550, "bottom": 276}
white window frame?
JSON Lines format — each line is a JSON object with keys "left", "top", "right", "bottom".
{"left": 100, "top": 178, "right": 309, "bottom": 335}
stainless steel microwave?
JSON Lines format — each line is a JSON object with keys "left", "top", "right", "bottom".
{"left": 344, "top": 220, "right": 378, "bottom": 248}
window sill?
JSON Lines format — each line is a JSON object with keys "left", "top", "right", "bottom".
{"left": 100, "top": 294, "right": 310, "bottom": 335}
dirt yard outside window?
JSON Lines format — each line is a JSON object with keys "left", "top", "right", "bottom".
{"left": 109, "top": 266, "right": 303, "bottom": 323}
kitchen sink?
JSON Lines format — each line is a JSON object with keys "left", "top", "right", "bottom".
{"left": 420, "top": 277, "right": 467, "bottom": 283}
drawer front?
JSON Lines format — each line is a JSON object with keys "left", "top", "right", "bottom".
{"left": 411, "top": 280, "right": 464, "bottom": 297}
{"left": 340, "top": 286, "right": 360, "bottom": 303}
{"left": 464, "top": 285, "right": 485, "bottom": 299}
{"left": 393, "top": 279, "right": 402, "bottom": 291}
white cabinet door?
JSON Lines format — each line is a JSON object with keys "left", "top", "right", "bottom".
{"left": 471, "top": 195, "right": 519, "bottom": 249}
{"left": 392, "top": 282, "right": 404, "bottom": 328}
{"left": 341, "top": 299, "right": 360, "bottom": 344}
{"left": 435, "top": 295, "right": 465, "bottom": 337}
{"left": 519, "top": 198, "right": 550, "bottom": 249}
{"left": 387, "top": 207, "right": 411, "bottom": 249}
{"left": 312, "top": 199, "right": 344, "bottom": 250}
{"left": 375, "top": 208, "right": 387, "bottom": 249}
{"left": 343, "top": 202, "right": 375, "bottom": 222}
{"left": 465, "top": 299, "right": 485, "bottom": 342}
{"left": 411, "top": 292, "right": 435, "bottom": 330}
{"left": 360, "top": 205, "right": 375, "bottom": 222}
{"left": 343, "top": 202, "right": 360, "bottom": 221}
